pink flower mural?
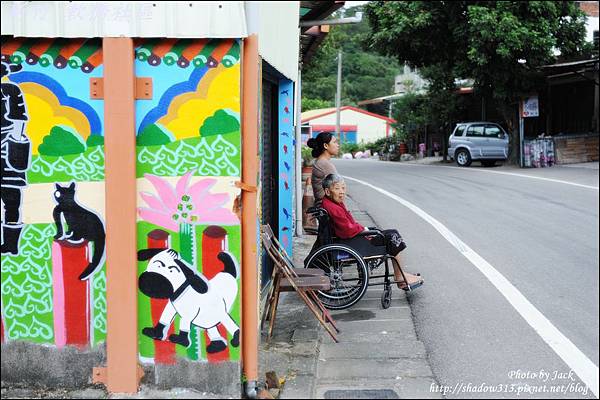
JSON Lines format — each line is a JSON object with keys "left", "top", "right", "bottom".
{"left": 138, "top": 172, "right": 239, "bottom": 231}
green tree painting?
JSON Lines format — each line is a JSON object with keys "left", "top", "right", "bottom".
{"left": 200, "top": 110, "right": 240, "bottom": 137}
{"left": 137, "top": 123, "right": 174, "bottom": 146}
{"left": 38, "top": 126, "right": 87, "bottom": 156}
{"left": 86, "top": 134, "right": 104, "bottom": 147}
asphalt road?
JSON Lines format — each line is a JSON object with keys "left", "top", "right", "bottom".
{"left": 333, "top": 159, "right": 599, "bottom": 399}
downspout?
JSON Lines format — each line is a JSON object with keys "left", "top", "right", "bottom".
{"left": 295, "top": 69, "right": 303, "bottom": 237}
{"left": 241, "top": 34, "right": 260, "bottom": 399}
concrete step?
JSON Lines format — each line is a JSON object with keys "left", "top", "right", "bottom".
{"left": 316, "top": 358, "right": 435, "bottom": 381}
{"left": 319, "top": 340, "right": 427, "bottom": 360}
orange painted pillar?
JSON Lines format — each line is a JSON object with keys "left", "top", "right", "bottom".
{"left": 241, "top": 34, "right": 260, "bottom": 390}
{"left": 103, "top": 37, "right": 140, "bottom": 393}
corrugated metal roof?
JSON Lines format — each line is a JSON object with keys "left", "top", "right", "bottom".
{"left": 1, "top": 1, "right": 247, "bottom": 38}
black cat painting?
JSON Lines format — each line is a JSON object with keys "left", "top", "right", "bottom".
{"left": 52, "top": 182, "right": 106, "bottom": 281}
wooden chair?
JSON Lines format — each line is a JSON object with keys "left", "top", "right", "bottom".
{"left": 260, "top": 224, "right": 339, "bottom": 342}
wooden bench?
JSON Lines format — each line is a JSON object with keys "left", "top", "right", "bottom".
{"left": 260, "top": 224, "right": 339, "bottom": 342}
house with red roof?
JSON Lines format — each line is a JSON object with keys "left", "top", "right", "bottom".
{"left": 301, "top": 106, "right": 396, "bottom": 145}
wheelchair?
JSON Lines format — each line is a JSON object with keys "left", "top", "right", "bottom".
{"left": 304, "top": 206, "right": 414, "bottom": 310}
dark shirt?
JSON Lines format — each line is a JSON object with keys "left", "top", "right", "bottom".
{"left": 322, "top": 196, "right": 365, "bottom": 239}
{"left": 2, "top": 82, "right": 28, "bottom": 128}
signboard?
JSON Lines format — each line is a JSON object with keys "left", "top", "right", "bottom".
{"left": 521, "top": 96, "right": 539, "bottom": 118}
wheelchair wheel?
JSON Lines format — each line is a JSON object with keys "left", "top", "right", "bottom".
{"left": 381, "top": 286, "right": 391, "bottom": 309}
{"left": 305, "top": 244, "right": 369, "bottom": 310}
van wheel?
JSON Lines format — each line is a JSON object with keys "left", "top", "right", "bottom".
{"left": 456, "top": 149, "right": 472, "bottom": 167}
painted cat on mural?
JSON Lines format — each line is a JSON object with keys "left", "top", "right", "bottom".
{"left": 138, "top": 248, "right": 240, "bottom": 354}
{"left": 52, "top": 182, "right": 106, "bottom": 280}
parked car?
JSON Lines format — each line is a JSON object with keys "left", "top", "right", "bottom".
{"left": 448, "top": 122, "right": 510, "bottom": 167}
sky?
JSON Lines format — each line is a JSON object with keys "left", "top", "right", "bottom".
{"left": 344, "top": 1, "right": 369, "bottom": 9}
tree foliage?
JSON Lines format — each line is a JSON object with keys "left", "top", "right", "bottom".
{"left": 302, "top": 6, "right": 401, "bottom": 111}
{"left": 364, "top": 1, "right": 592, "bottom": 161}
{"left": 200, "top": 110, "right": 240, "bottom": 137}
{"left": 86, "top": 134, "right": 104, "bottom": 147}
{"left": 137, "top": 123, "right": 174, "bottom": 146}
{"left": 38, "top": 126, "right": 86, "bottom": 156}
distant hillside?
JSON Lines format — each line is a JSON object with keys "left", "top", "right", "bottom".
{"left": 301, "top": 5, "right": 401, "bottom": 112}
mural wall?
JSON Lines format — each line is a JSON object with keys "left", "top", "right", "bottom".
{"left": 1, "top": 39, "right": 106, "bottom": 348}
{"left": 278, "top": 79, "right": 294, "bottom": 256}
{"left": 134, "top": 39, "right": 242, "bottom": 365}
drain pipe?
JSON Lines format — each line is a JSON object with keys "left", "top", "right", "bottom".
{"left": 241, "top": 33, "right": 260, "bottom": 400}
{"left": 295, "top": 69, "right": 303, "bottom": 237}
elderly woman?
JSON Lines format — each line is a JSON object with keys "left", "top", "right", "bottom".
{"left": 320, "top": 173, "right": 423, "bottom": 290}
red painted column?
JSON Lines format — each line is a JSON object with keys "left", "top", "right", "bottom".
{"left": 147, "top": 229, "right": 176, "bottom": 365}
{"left": 52, "top": 240, "right": 90, "bottom": 348}
{"left": 202, "top": 226, "right": 229, "bottom": 362}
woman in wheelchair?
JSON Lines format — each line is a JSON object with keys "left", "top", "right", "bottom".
{"left": 320, "top": 173, "right": 424, "bottom": 290}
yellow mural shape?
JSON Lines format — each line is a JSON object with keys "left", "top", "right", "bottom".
{"left": 159, "top": 63, "right": 240, "bottom": 140}
{"left": 17, "top": 82, "right": 90, "bottom": 155}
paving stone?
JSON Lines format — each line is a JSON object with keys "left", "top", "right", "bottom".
{"left": 322, "top": 322, "right": 417, "bottom": 345}
{"left": 329, "top": 305, "right": 411, "bottom": 321}
{"left": 292, "top": 328, "right": 320, "bottom": 343}
{"left": 334, "top": 318, "right": 415, "bottom": 334}
{"left": 280, "top": 374, "right": 316, "bottom": 399}
{"left": 319, "top": 341, "right": 427, "bottom": 360}
{"left": 315, "top": 378, "right": 444, "bottom": 399}
{"left": 316, "top": 358, "right": 434, "bottom": 380}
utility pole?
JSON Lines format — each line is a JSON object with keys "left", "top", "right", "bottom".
{"left": 335, "top": 50, "right": 342, "bottom": 144}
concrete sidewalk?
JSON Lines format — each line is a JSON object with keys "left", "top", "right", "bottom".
{"left": 261, "top": 196, "right": 441, "bottom": 399}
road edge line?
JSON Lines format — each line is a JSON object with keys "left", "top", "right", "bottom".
{"left": 344, "top": 175, "right": 599, "bottom": 398}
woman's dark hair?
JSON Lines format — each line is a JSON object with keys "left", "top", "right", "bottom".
{"left": 306, "top": 131, "right": 334, "bottom": 158}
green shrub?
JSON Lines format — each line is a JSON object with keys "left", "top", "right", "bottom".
{"left": 137, "top": 123, "right": 174, "bottom": 146}
{"left": 86, "top": 134, "right": 104, "bottom": 147}
{"left": 200, "top": 110, "right": 240, "bottom": 137}
{"left": 38, "top": 126, "right": 86, "bottom": 156}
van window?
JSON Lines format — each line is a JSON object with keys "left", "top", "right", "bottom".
{"left": 454, "top": 125, "right": 466, "bottom": 137}
{"left": 466, "top": 125, "right": 485, "bottom": 137}
{"left": 485, "top": 124, "right": 503, "bottom": 138}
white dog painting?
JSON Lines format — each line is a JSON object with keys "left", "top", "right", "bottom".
{"left": 138, "top": 248, "right": 240, "bottom": 354}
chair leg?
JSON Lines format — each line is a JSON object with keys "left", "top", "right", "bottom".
{"left": 261, "top": 278, "right": 277, "bottom": 328}
{"left": 267, "top": 277, "right": 282, "bottom": 341}
{"left": 307, "top": 290, "right": 340, "bottom": 333}
{"left": 297, "top": 289, "right": 338, "bottom": 342}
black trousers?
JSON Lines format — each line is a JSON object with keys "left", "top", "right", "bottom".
{"left": 337, "top": 229, "right": 406, "bottom": 257}
{"left": 1, "top": 186, "right": 22, "bottom": 223}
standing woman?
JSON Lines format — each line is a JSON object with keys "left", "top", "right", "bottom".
{"left": 307, "top": 131, "right": 340, "bottom": 206}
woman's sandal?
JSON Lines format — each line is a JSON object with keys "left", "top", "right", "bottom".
{"left": 397, "top": 274, "right": 424, "bottom": 291}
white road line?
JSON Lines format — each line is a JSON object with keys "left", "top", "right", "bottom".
{"left": 344, "top": 175, "right": 600, "bottom": 398}
{"left": 369, "top": 161, "right": 599, "bottom": 190}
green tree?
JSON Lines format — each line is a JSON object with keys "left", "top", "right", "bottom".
{"left": 137, "top": 123, "right": 174, "bottom": 146}
{"left": 86, "top": 134, "right": 104, "bottom": 147}
{"left": 302, "top": 98, "right": 333, "bottom": 111}
{"left": 302, "top": 6, "right": 401, "bottom": 109}
{"left": 364, "top": 1, "right": 591, "bottom": 162}
{"left": 38, "top": 126, "right": 86, "bottom": 156}
{"left": 200, "top": 110, "right": 240, "bottom": 137}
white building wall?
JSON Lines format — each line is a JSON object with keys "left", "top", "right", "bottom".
{"left": 1, "top": 1, "right": 248, "bottom": 38}
{"left": 308, "top": 110, "right": 390, "bottom": 143}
